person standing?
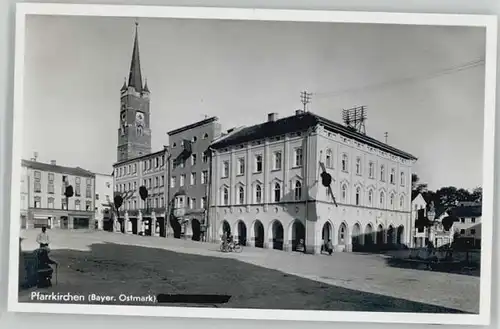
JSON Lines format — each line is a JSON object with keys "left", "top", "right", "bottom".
{"left": 36, "top": 226, "right": 50, "bottom": 248}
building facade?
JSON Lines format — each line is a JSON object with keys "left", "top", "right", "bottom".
{"left": 94, "top": 173, "right": 114, "bottom": 230}
{"left": 450, "top": 204, "right": 482, "bottom": 248}
{"left": 113, "top": 150, "right": 168, "bottom": 235}
{"left": 209, "top": 110, "right": 417, "bottom": 254}
{"left": 21, "top": 159, "right": 96, "bottom": 230}
{"left": 168, "top": 117, "right": 222, "bottom": 240}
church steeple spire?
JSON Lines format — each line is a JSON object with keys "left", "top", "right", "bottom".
{"left": 128, "top": 21, "right": 143, "bottom": 92}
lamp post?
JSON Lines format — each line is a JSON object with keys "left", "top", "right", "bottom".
{"left": 139, "top": 185, "right": 148, "bottom": 235}
{"left": 427, "top": 203, "right": 436, "bottom": 246}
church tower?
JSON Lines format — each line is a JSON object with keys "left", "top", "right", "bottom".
{"left": 117, "top": 22, "right": 152, "bottom": 162}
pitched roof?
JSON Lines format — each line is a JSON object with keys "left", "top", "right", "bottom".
{"left": 167, "top": 116, "right": 218, "bottom": 136}
{"left": 127, "top": 23, "right": 143, "bottom": 93}
{"left": 22, "top": 160, "right": 95, "bottom": 177}
{"left": 449, "top": 205, "right": 482, "bottom": 218}
{"left": 210, "top": 111, "right": 417, "bottom": 160}
{"left": 113, "top": 148, "right": 167, "bottom": 167}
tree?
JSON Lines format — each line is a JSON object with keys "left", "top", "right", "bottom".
{"left": 139, "top": 185, "right": 148, "bottom": 211}
{"left": 412, "top": 173, "right": 428, "bottom": 194}
{"left": 113, "top": 193, "right": 124, "bottom": 233}
{"left": 471, "top": 187, "right": 483, "bottom": 203}
{"left": 441, "top": 215, "right": 458, "bottom": 231}
{"left": 64, "top": 184, "right": 74, "bottom": 213}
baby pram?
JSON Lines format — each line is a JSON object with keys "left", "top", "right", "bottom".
{"left": 34, "top": 247, "right": 58, "bottom": 288}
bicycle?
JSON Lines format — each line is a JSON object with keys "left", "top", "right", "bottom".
{"left": 220, "top": 240, "right": 243, "bottom": 253}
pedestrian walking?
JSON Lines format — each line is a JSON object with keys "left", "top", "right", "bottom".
{"left": 36, "top": 226, "right": 50, "bottom": 249}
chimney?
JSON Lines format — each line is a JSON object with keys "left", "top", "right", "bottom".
{"left": 50, "top": 160, "right": 56, "bottom": 166}
{"left": 296, "top": 109, "right": 304, "bottom": 115}
{"left": 267, "top": 112, "right": 278, "bottom": 122}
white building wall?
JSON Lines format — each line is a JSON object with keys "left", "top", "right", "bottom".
{"left": 95, "top": 173, "right": 113, "bottom": 230}
{"left": 454, "top": 216, "right": 481, "bottom": 239}
{"left": 210, "top": 122, "right": 415, "bottom": 253}
{"left": 314, "top": 125, "right": 413, "bottom": 252}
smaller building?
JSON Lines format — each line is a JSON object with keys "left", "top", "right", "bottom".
{"left": 168, "top": 116, "right": 222, "bottom": 241}
{"left": 113, "top": 149, "right": 168, "bottom": 236}
{"left": 94, "top": 173, "right": 114, "bottom": 230}
{"left": 449, "top": 204, "right": 482, "bottom": 249}
{"left": 21, "top": 159, "right": 96, "bottom": 230}
{"left": 411, "top": 194, "right": 454, "bottom": 248}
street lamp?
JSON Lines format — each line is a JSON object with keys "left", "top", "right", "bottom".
{"left": 139, "top": 185, "right": 148, "bottom": 235}
{"left": 113, "top": 194, "right": 124, "bottom": 232}
{"left": 426, "top": 203, "right": 436, "bottom": 247}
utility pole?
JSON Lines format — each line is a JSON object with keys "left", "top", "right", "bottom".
{"left": 384, "top": 132, "right": 388, "bottom": 144}
{"left": 300, "top": 91, "right": 312, "bottom": 112}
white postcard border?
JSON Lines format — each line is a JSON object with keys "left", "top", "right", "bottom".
{"left": 7, "top": 3, "right": 498, "bottom": 326}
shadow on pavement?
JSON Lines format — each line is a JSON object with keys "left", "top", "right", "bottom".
{"left": 384, "top": 256, "right": 480, "bottom": 278}
{"left": 19, "top": 242, "right": 469, "bottom": 313}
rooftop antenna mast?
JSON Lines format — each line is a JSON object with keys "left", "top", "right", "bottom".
{"left": 342, "top": 106, "right": 367, "bottom": 134}
{"left": 300, "top": 91, "right": 312, "bottom": 112}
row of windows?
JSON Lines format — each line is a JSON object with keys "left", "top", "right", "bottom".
{"left": 459, "top": 228, "right": 477, "bottom": 235}
{"left": 33, "top": 182, "right": 92, "bottom": 198}
{"left": 221, "top": 148, "right": 303, "bottom": 178}
{"left": 122, "top": 196, "right": 165, "bottom": 210}
{"left": 116, "top": 155, "right": 166, "bottom": 178}
{"left": 174, "top": 195, "right": 208, "bottom": 210}
{"left": 327, "top": 152, "right": 406, "bottom": 186}
{"left": 115, "top": 175, "right": 165, "bottom": 193}
{"left": 170, "top": 171, "right": 209, "bottom": 188}
{"left": 32, "top": 196, "right": 92, "bottom": 211}
{"left": 337, "top": 184, "right": 406, "bottom": 210}
{"left": 171, "top": 132, "right": 210, "bottom": 148}
{"left": 218, "top": 148, "right": 406, "bottom": 186}
{"left": 220, "top": 181, "right": 302, "bottom": 206}
{"left": 33, "top": 171, "right": 92, "bottom": 186}
{"left": 173, "top": 152, "right": 209, "bottom": 169}
{"left": 219, "top": 181, "right": 407, "bottom": 210}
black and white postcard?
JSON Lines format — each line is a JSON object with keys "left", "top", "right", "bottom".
{"left": 7, "top": 3, "right": 497, "bottom": 326}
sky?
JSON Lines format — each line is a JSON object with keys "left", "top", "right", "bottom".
{"left": 22, "top": 15, "right": 486, "bottom": 191}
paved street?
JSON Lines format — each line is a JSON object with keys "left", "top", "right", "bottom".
{"left": 19, "top": 229, "right": 479, "bottom": 313}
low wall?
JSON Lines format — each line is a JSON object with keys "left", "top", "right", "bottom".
{"left": 386, "top": 248, "right": 481, "bottom": 264}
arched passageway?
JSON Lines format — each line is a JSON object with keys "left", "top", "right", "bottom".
{"left": 222, "top": 220, "right": 231, "bottom": 235}
{"left": 322, "top": 221, "right": 333, "bottom": 243}
{"left": 237, "top": 221, "right": 247, "bottom": 246}
{"left": 351, "top": 223, "right": 362, "bottom": 251}
{"left": 376, "top": 224, "right": 384, "bottom": 245}
{"left": 364, "top": 224, "right": 374, "bottom": 246}
{"left": 271, "top": 220, "right": 284, "bottom": 250}
{"left": 291, "top": 220, "right": 305, "bottom": 251}
{"left": 169, "top": 216, "right": 181, "bottom": 239}
{"left": 253, "top": 220, "right": 264, "bottom": 248}
{"left": 387, "top": 225, "right": 395, "bottom": 245}
{"left": 191, "top": 219, "right": 201, "bottom": 241}
{"left": 397, "top": 225, "right": 404, "bottom": 245}
{"left": 338, "top": 222, "right": 348, "bottom": 247}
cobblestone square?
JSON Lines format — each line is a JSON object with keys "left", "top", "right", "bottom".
{"left": 19, "top": 230, "right": 479, "bottom": 313}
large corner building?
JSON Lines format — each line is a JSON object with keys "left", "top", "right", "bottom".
{"left": 209, "top": 110, "right": 417, "bottom": 254}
